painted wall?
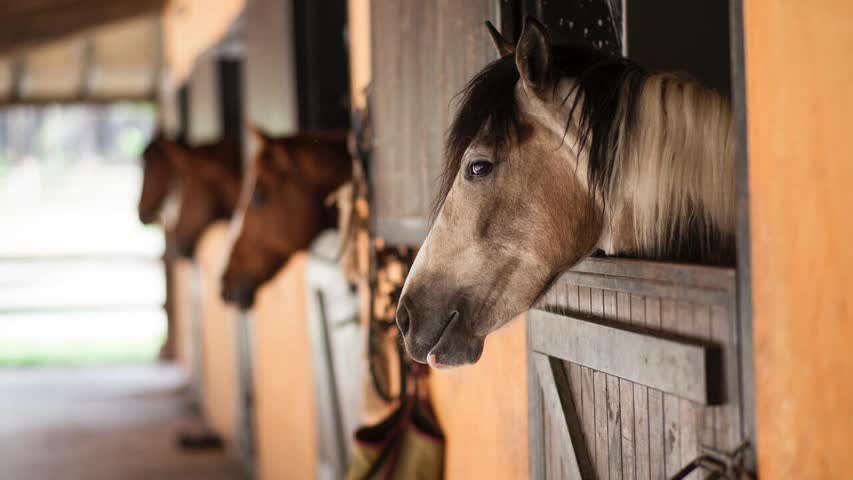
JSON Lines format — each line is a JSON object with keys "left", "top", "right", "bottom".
{"left": 745, "top": 1, "right": 853, "bottom": 477}
{"left": 251, "top": 254, "right": 317, "bottom": 480}
{"left": 244, "top": 0, "right": 298, "bottom": 136}
{"left": 195, "top": 223, "right": 241, "bottom": 448}
{"left": 430, "top": 316, "right": 529, "bottom": 480}
{"left": 172, "top": 258, "right": 197, "bottom": 376}
{"left": 187, "top": 53, "right": 222, "bottom": 145}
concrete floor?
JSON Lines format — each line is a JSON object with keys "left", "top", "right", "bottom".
{"left": 0, "top": 364, "right": 246, "bottom": 480}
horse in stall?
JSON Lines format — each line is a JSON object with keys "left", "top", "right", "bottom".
{"left": 161, "top": 137, "right": 244, "bottom": 258}
{"left": 396, "top": 18, "right": 735, "bottom": 368}
{"left": 138, "top": 133, "right": 177, "bottom": 225}
{"left": 220, "top": 128, "right": 352, "bottom": 310}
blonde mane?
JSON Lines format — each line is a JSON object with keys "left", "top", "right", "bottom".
{"left": 608, "top": 73, "right": 736, "bottom": 261}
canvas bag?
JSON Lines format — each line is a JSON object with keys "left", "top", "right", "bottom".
{"left": 348, "top": 366, "right": 444, "bottom": 480}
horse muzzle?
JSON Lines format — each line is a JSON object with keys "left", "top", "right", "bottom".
{"left": 220, "top": 278, "right": 258, "bottom": 310}
{"left": 396, "top": 292, "right": 485, "bottom": 368}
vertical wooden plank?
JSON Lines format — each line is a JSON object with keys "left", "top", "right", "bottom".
{"left": 616, "top": 292, "right": 635, "bottom": 480}
{"left": 581, "top": 366, "right": 597, "bottom": 476}
{"left": 711, "top": 303, "right": 737, "bottom": 451}
{"left": 600, "top": 287, "right": 622, "bottom": 480}
{"left": 591, "top": 288, "right": 610, "bottom": 479}
{"left": 591, "top": 288, "right": 605, "bottom": 318}
{"left": 594, "top": 370, "right": 610, "bottom": 480}
{"left": 577, "top": 286, "right": 597, "bottom": 475}
{"left": 544, "top": 404, "right": 553, "bottom": 480}
{"left": 570, "top": 283, "right": 581, "bottom": 315}
{"left": 694, "top": 304, "right": 715, "bottom": 452}
{"left": 677, "top": 301, "right": 698, "bottom": 479}
{"left": 578, "top": 287, "right": 591, "bottom": 315}
{"left": 566, "top": 284, "right": 586, "bottom": 465}
{"left": 604, "top": 290, "right": 618, "bottom": 322}
{"left": 661, "top": 299, "right": 681, "bottom": 477}
{"left": 631, "top": 295, "right": 649, "bottom": 480}
{"left": 607, "top": 375, "right": 623, "bottom": 480}
{"left": 551, "top": 284, "right": 568, "bottom": 478}
{"left": 645, "top": 297, "right": 666, "bottom": 480}
{"left": 529, "top": 341, "right": 546, "bottom": 480}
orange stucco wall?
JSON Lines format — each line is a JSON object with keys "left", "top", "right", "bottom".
{"left": 195, "top": 223, "right": 241, "bottom": 447}
{"left": 172, "top": 258, "right": 196, "bottom": 376}
{"left": 179, "top": 225, "right": 317, "bottom": 478}
{"left": 251, "top": 253, "right": 317, "bottom": 480}
{"left": 430, "top": 316, "right": 529, "bottom": 480}
{"left": 745, "top": 2, "right": 853, "bottom": 477}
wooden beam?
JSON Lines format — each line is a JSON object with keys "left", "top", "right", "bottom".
{"left": 0, "top": 0, "right": 168, "bottom": 56}
{"left": 556, "top": 270, "right": 733, "bottom": 306}
{"left": 78, "top": 35, "right": 95, "bottom": 99}
{"left": 0, "top": 93, "right": 155, "bottom": 107}
{"left": 244, "top": 0, "right": 298, "bottom": 135}
{"left": 570, "top": 257, "right": 735, "bottom": 291}
{"left": 529, "top": 310, "right": 723, "bottom": 404}
{"left": 729, "top": 0, "right": 757, "bottom": 467}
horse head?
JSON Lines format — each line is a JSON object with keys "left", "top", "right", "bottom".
{"left": 397, "top": 18, "right": 734, "bottom": 368}
{"left": 221, "top": 127, "right": 352, "bottom": 309}
{"left": 165, "top": 137, "right": 243, "bottom": 258}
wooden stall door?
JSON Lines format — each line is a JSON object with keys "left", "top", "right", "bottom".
{"left": 196, "top": 222, "right": 242, "bottom": 448}
{"left": 370, "top": 0, "right": 498, "bottom": 245}
{"left": 251, "top": 254, "right": 317, "bottom": 480}
{"left": 369, "top": 2, "right": 531, "bottom": 478}
{"left": 528, "top": 259, "right": 743, "bottom": 479}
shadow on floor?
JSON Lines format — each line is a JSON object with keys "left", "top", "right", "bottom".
{"left": 0, "top": 364, "right": 246, "bottom": 480}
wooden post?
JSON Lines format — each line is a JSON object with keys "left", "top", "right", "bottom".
{"left": 187, "top": 53, "right": 221, "bottom": 145}
{"left": 746, "top": 1, "right": 853, "bottom": 477}
{"left": 244, "top": 0, "right": 298, "bottom": 135}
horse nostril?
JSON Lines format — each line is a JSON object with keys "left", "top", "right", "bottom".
{"left": 176, "top": 241, "right": 195, "bottom": 258}
{"left": 396, "top": 301, "right": 411, "bottom": 336}
{"left": 220, "top": 283, "right": 233, "bottom": 303}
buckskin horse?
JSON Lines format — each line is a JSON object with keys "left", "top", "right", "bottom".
{"left": 162, "top": 137, "right": 244, "bottom": 258}
{"left": 396, "top": 18, "right": 735, "bottom": 368}
{"left": 220, "top": 128, "right": 352, "bottom": 309}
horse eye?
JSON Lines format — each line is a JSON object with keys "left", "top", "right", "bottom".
{"left": 251, "top": 187, "right": 267, "bottom": 208}
{"left": 467, "top": 160, "right": 494, "bottom": 178}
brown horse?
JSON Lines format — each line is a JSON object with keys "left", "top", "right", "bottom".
{"left": 163, "top": 137, "right": 244, "bottom": 257}
{"left": 138, "top": 133, "right": 177, "bottom": 225}
{"left": 396, "top": 19, "right": 735, "bottom": 368}
{"left": 221, "top": 129, "right": 352, "bottom": 309}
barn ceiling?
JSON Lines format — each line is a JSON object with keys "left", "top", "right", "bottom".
{"left": 0, "top": 0, "right": 245, "bottom": 105}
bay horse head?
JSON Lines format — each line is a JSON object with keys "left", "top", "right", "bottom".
{"left": 397, "top": 18, "right": 735, "bottom": 368}
{"left": 221, "top": 128, "right": 352, "bottom": 309}
{"left": 138, "top": 133, "right": 176, "bottom": 225}
{"left": 165, "top": 137, "right": 243, "bottom": 258}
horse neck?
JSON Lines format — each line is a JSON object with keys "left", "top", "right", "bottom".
{"left": 605, "top": 74, "right": 736, "bottom": 261}
{"left": 212, "top": 143, "right": 244, "bottom": 212}
{"left": 298, "top": 141, "right": 352, "bottom": 194}
{"left": 219, "top": 171, "right": 243, "bottom": 213}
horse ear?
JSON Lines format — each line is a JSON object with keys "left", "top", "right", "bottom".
{"left": 248, "top": 123, "right": 270, "bottom": 144}
{"left": 485, "top": 21, "right": 514, "bottom": 57}
{"left": 515, "top": 16, "right": 554, "bottom": 96}
{"left": 159, "top": 140, "right": 191, "bottom": 170}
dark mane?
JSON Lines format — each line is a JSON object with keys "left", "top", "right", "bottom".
{"left": 435, "top": 44, "right": 648, "bottom": 220}
{"left": 194, "top": 136, "right": 244, "bottom": 177}
{"left": 272, "top": 131, "right": 349, "bottom": 157}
